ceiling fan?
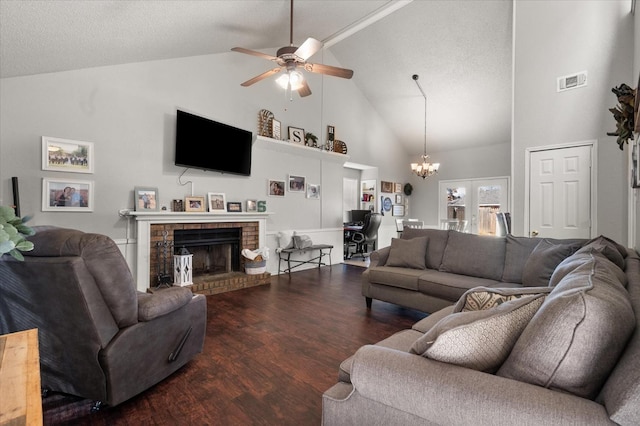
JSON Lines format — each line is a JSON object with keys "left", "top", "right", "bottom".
{"left": 231, "top": 0, "right": 354, "bottom": 97}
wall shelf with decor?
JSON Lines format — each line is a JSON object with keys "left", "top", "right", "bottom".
{"left": 361, "top": 179, "right": 377, "bottom": 212}
{"left": 254, "top": 136, "right": 349, "bottom": 163}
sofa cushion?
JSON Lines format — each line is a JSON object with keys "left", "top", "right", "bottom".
{"left": 368, "top": 266, "right": 423, "bottom": 291}
{"left": 410, "top": 293, "right": 545, "bottom": 372}
{"left": 521, "top": 239, "right": 581, "bottom": 287}
{"left": 501, "top": 235, "right": 540, "bottom": 283}
{"left": 385, "top": 236, "right": 428, "bottom": 269}
{"left": 416, "top": 270, "right": 506, "bottom": 303}
{"left": 549, "top": 249, "right": 627, "bottom": 288}
{"left": 439, "top": 231, "right": 506, "bottom": 281}
{"left": 497, "top": 251, "right": 635, "bottom": 399}
{"left": 401, "top": 228, "right": 449, "bottom": 269}
{"left": 277, "top": 230, "right": 294, "bottom": 250}
{"left": 575, "top": 235, "right": 627, "bottom": 271}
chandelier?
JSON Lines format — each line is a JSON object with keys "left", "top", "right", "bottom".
{"left": 410, "top": 74, "right": 440, "bottom": 179}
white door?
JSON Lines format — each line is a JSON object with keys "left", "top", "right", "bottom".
{"left": 528, "top": 145, "right": 592, "bottom": 239}
{"left": 343, "top": 178, "right": 358, "bottom": 223}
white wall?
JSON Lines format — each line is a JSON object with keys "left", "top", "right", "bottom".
{"left": 512, "top": 0, "right": 634, "bottom": 243}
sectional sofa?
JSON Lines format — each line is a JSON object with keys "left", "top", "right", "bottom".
{"left": 323, "top": 233, "right": 640, "bottom": 425}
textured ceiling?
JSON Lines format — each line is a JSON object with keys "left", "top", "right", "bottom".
{"left": 0, "top": 0, "right": 513, "bottom": 155}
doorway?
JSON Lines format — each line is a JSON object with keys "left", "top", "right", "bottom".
{"left": 525, "top": 142, "right": 595, "bottom": 239}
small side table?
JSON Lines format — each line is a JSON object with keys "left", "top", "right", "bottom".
{"left": 0, "top": 329, "right": 43, "bottom": 425}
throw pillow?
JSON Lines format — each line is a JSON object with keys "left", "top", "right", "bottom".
{"left": 385, "top": 236, "right": 428, "bottom": 269}
{"left": 576, "top": 235, "right": 627, "bottom": 270}
{"left": 457, "top": 286, "right": 552, "bottom": 312}
{"left": 277, "top": 230, "right": 294, "bottom": 251}
{"left": 497, "top": 252, "right": 635, "bottom": 399}
{"left": 293, "top": 233, "right": 313, "bottom": 249}
{"left": 410, "top": 294, "right": 545, "bottom": 373}
{"left": 439, "top": 231, "right": 506, "bottom": 281}
{"left": 521, "top": 239, "right": 581, "bottom": 287}
{"left": 501, "top": 235, "right": 541, "bottom": 283}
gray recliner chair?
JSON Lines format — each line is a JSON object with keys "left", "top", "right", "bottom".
{"left": 0, "top": 226, "right": 207, "bottom": 409}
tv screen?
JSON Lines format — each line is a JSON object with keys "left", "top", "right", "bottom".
{"left": 175, "top": 110, "right": 252, "bottom": 176}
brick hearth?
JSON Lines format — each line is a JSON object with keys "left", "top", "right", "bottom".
{"left": 149, "top": 221, "right": 270, "bottom": 294}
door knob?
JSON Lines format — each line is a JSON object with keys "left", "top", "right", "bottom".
{"left": 531, "top": 230, "right": 539, "bottom": 237}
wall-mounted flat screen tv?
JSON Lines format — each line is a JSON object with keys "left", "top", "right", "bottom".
{"left": 175, "top": 109, "right": 252, "bottom": 176}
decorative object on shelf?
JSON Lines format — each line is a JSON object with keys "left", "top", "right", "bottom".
{"left": 185, "top": 196, "right": 205, "bottom": 212}
{"left": 257, "top": 200, "right": 267, "bottom": 212}
{"left": 305, "top": 132, "right": 318, "bottom": 147}
{"left": 288, "top": 174, "right": 306, "bottom": 192}
{"left": 246, "top": 200, "right": 257, "bottom": 212}
{"left": 606, "top": 83, "right": 636, "bottom": 150}
{"left": 173, "top": 246, "right": 193, "bottom": 286}
{"left": 207, "top": 193, "right": 226, "bottom": 212}
{"left": 227, "top": 202, "right": 242, "bottom": 212}
{"left": 42, "top": 136, "right": 94, "bottom": 174}
{"left": 42, "top": 178, "right": 93, "bottom": 212}
{"left": 306, "top": 183, "right": 320, "bottom": 199}
{"left": 272, "top": 119, "right": 281, "bottom": 140}
{"left": 404, "top": 183, "right": 413, "bottom": 196}
{"left": 410, "top": 74, "right": 440, "bottom": 178}
{"left": 172, "top": 199, "right": 184, "bottom": 212}
{"left": 268, "top": 179, "right": 286, "bottom": 197}
{"left": 383, "top": 197, "right": 392, "bottom": 212}
{"left": 326, "top": 125, "right": 335, "bottom": 151}
{"left": 156, "top": 230, "right": 173, "bottom": 288}
{"left": 333, "top": 139, "right": 348, "bottom": 154}
{"left": 134, "top": 187, "right": 159, "bottom": 212}
{"left": 258, "top": 109, "right": 274, "bottom": 137}
{"left": 288, "top": 126, "right": 305, "bottom": 144}
{"left": 381, "top": 181, "right": 393, "bottom": 193}
{"left": 0, "top": 205, "right": 34, "bottom": 261}
{"left": 231, "top": 0, "right": 353, "bottom": 99}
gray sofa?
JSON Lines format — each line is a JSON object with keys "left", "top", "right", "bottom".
{"left": 323, "top": 233, "right": 640, "bottom": 425}
{"left": 0, "top": 226, "right": 207, "bottom": 408}
{"left": 362, "top": 228, "right": 586, "bottom": 313}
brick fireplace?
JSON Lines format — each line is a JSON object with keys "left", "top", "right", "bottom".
{"left": 128, "top": 212, "right": 271, "bottom": 294}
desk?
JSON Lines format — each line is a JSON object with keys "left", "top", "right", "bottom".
{"left": 0, "top": 329, "right": 43, "bottom": 425}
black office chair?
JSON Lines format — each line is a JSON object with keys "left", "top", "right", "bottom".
{"left": 348, "top": 213, "right": 382, "bottom": 259}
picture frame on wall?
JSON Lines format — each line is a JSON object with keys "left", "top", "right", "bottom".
{"left": 394, "top": 183, "right": 402, "bottom": 193}
{"left": 246, "top": 200, "right": 257, "bottom": 212}
{"left": 381, "top": 181, "right": 394, "bottom": 193}
{"left": 288, "top": 175, "right": 306, "bottom": 192}
{"left": 42, "top": 178, "right": 94, "bottom": 212}
{"left": 207, "top": 192, "right": 226, "bottom": 212}
{"left": 392, "top": 204, "right": 405, "bottom": 217}
{"left": 227, "top": 202, "right": 242, "bottom": 212}
{"left": 42, "top": 136, "right": 94, "bottom": 174}
{"left": 306, "top": 183, "right": 320, "bottom": 199}
{"left": 185, "top": 196, "right": 206, "bottom": 212}
{"left": 395, "top": 194, "right": 403, "bottom": 204}
{"left": 133, "top": 187, "right": 159, "bottom": 211}
{"left": 268, "top": 179, "right": 285, "bottom": 197}
{"left": 288, "top": 126, "right": 305, "bottom": 144}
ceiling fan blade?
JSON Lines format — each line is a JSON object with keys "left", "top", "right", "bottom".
{"left": 231, "top": 47, "right": 279, "bottom": 62}
{"left": 297, "top": 80, "right": 312, "bottom": 97}
{"left": 294, "top": 37, "right": 323, "bottom": 61}
{"left": 304, "top": 63, "right": 354, "bottom": 79}
{"left": 240, "top": 68, "right": 282, "bottom": 87}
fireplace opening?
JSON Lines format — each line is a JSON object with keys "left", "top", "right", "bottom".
{"left": 174, "top": 228, "right": 241, "bottom": 276}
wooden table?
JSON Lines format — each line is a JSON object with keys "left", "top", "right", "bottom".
{"left": 0, "top": 329, "right": 43, "bottom": 425}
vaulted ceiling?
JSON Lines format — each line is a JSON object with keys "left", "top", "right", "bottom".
{"left": 0, "top": 0, "right": 513, "bottom": 155}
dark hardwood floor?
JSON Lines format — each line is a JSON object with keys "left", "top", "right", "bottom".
{"left": 42, "top": 264, "right": 427, "bottom": 425}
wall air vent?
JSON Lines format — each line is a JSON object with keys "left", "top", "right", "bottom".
{"left": 557, "top": 71, "right": 587, "bottom": 92}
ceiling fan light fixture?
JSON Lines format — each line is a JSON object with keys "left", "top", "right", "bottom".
{"left": 276, "top": 69, "right": 304, "bottom": 90}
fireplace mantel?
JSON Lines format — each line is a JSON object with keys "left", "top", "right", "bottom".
{"left": 125, "top": 211, "right": 272, "bottom": 291}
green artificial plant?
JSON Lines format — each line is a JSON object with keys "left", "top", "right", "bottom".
{"left": 0, "top": 206, "right": 35, "bottom": 260}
